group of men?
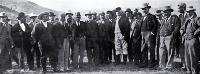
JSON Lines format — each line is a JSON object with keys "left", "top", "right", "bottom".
{"left": 0, "top": 2, "right": 200, "bottom": 74}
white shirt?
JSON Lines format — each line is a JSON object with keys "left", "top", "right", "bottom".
{"left": 20, "top": 23, "right": 26, "bottom": 32}
{"left": 115, "top": 16, "right": 121, "bottom": 33}
{"left": 42, "top": 21, "right": 48, "bottom": 28}
{"left": 76, "top": 21, "right": 80, "bottom": 26}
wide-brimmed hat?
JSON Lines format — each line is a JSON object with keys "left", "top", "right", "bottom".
{"left": 49, "top": 12, "right": 56, "bottom": 16}
{"left": 0, "top": 12, "right": 7, "bottom": 18}
{"left": 66, "top": 10, "right": 73, "bottom": 15}
{"left": 163, "top": 6, "right": 174, "bottom": 12}
{"left": 186, "top": 6, "right": 196, "bottom": 12}
{"left": 38, "top": 12, "right": 49, "bottom": 20}
{"left": 155, "top": 9, "right": 163, "bottom": 16}
{"left": 85, "top": 11, "right": 93, "bottom": 16}
{"left": 141, "top": 3, "right": 151, "bottom": 9}
{"left": 29, "top": 13, "right": 37, "bottom": 18}
{"left": 125, "top": 8, "right": 133, "bottom": 14}
{"left": 17, "top": 12, "right": 27, "bottom": 19}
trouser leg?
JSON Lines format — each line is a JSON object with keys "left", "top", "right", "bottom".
{"left": 73, "top": 39, "right": 79, "bottom": 68}
{"left": 79, "top": 37, "right": 86, "bottom": 66}
{"left": 159, "top": 37, "right": 167, "bottom": 68}
{"left": 63, "top": 38, "right": 70, "bottom": 70}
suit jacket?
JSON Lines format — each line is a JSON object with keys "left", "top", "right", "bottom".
{"left": 32, "top": 21, "right": 55, "bottom": 48}
{"left": 141, "top": 13, "right": 158, "bottom": 35}
{"left": 51, "top": 22, "right": 64, "bottom": 49}
{"left": 98, "top": 19, "right": 111, "bottom": 40}
{"left": 179, "top": 13, "right": 188, "bottom": 27}
{"left": 182, "top": 17, "right": 200, "bottom": 39}
{"left": 0, "top": 22, "right": 13, "bottom": 49}
{"left": 160, "top": 15, "right": 181, "bottom": 37}
{"left": 11, "top": 22, "right": 32, "bottom": 48}
{"left": 74, "top": 21, "right": 86, "bottom": 38}
{"left": 85, "top": 20, "right": 99, "bottom": 39}
{"left": 113, "top": 16, "right": 130, "bottom": 42}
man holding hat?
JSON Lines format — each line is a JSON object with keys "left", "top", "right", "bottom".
{"left": 158, "top": 6, "right": 181, "bottom": 70}
{"left": 11, "top": 12, "right": 34, "bottom": 70}
{"left": 0, "top": 12, "right": 13, "bottom": 73}
{"left": 85, "top": 11, "right": 100, "bottom": 66}
{"left": 72, "top": 12, "right": 87, "bottom": 68}
{"left": 32, "top": 12, "right": 58, "bottom": 72}
{"left": 181, "top": 6, "right": 200, "bottom": 74}
{"left": 139, "top": 3, "right": 158, "bottom": 68}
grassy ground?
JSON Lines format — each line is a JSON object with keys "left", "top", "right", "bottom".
{"left": 4, "top": 62, "right": 188, "bottom": 74}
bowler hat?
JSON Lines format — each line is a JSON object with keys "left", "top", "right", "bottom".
{"left": 163, "top": 6, "right": 174, "bottom": 12}
{"left": 125, "top": 8, "right": 133, "bottom": 14}
{"left": 17, "top": 12, "right": 26, "bottom": 19}
{"left": 75, "top": 12, "right": 81, "bottom": 16}
{"left": 116, "top": 7, "right": 122, "bottom": 12}
{"left": 186, "top": 6, "right": 196, "bottom": 12}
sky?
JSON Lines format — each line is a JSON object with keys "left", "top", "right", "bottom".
{"left": 27, "top": 0, "right": 200, "bottom": 14}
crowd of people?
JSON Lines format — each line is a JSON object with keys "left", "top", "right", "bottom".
{"left": 0, "top": 2, "right": 200, "bottom": 74}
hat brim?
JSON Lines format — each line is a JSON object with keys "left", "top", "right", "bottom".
{"left": 125, "top": 11, "right": 133, "bottom": 14}
{"left": 141, "top": 6, "right": 151, "bottom": 10}
{"left": 30, "top": 16, "right": 37, "bottom": 18}
{"left": 163, "top": 9, "right": 174, "bottom": 12}
{"left": 49, "top": 15, "right": 56, "bottom": 16}
{"left": 17, "top": 16, "right": 27, "bottom": 19}
{"left": 66, "top": 13, "right": 73, "bottom": 15}
{"left": 186, "top": 9, "right": 196, "bottom": 12}
{"left": 85, "top": 14, "right": 93, "bottom": 16}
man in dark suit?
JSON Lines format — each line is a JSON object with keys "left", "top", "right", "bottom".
{"left": 72, "top": 12, "right": 86, "bottom": 68}
{"left": 32, "top": 12, "right": 58, "bottom": 72}
{"left": 0, "top": 12, "right": 13, "bottom": 73}
{"left": 139, "top": 3, "right": 158, "bottom": 68}
{"left": 11, "top": 12, "right": 34, "bottom": 70}
{"left": 28, "top": 13, "right": 41, "bottom": 68}
{"left": 106, "top": 11, "right": 115, "bottom": 63}
{"left": 85, "top": 11, "right": 100, "bottom": 66}
{"left": 114, "top": 10, "right": 130, "bottom": 65}
{"left": 97, "top": 12, "right": 112, "bottom": 65}
{"left": 178, "top": 3, "right": 188, "bottom": 70}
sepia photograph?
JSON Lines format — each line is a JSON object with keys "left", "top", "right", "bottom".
{"left": 0, "top": 0, "right": 200, "bottom": 74}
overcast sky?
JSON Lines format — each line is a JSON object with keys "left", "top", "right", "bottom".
{"left": 27, "top": 0, "right": 200, "bottom": 12}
